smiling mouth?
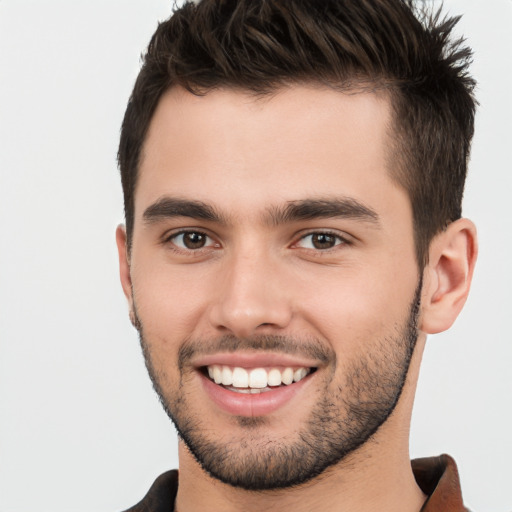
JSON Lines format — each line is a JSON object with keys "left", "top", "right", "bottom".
{"left": 202, "top": 365, "right": 316, "bottom": 394}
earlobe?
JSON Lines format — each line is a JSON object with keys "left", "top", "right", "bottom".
{"left": 115, "top": 224, "right": 133, "bottom": 309}
{"left": 420, "top": 218, "right": 478, "bottom": 334}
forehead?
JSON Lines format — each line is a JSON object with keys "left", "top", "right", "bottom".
{"left": 136, "top": 85, "right": 401, "bottom": 222}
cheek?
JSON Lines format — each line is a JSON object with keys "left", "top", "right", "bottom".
{"left": 131, "top": 259, "right": 214, "bottom": 341}
{"left": 131, "top": 267, "right": 209, "bottom": 392}
{"left": 296, "top": 263, "right": 418, "bottom": 356}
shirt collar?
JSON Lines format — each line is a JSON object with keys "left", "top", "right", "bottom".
{"left": 412, "top": 454, "right": 468, "bottom": 512}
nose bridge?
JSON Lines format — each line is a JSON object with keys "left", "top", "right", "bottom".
{"left": 209, "top": 241, "right": 292, "bottom": 336}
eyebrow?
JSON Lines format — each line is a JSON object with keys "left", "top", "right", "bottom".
{"left": 143, "top": 197, "right": 227, "bottom": 225}
{"left": 142, "top": 196, "right": 380, "bottom": 227}
{"left": 267, "top": 198, "right": 380, "bottom": 226}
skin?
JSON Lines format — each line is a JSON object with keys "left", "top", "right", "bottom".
{"left": 117, "top": 85, "right": 477, "bottom": 512}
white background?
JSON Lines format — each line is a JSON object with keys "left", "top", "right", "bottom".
{"left": 0, "top": 1, "right": 510, "bottom": 511}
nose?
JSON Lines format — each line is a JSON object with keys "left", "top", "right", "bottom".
{"left": 208, "top": 249, "right": 293, "bottom": 338}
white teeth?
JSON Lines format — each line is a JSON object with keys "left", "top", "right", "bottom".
{"left": 229, "top": 386, "right": 270, "bottom": 394}
{"left": 267, "top": 368, "right": 282, "bottom": 387}
{"left": 221, "top": 366, "right": 233, "bottom": 386}
{"left": 249, "top": 368, "right": 267, "bottom": 388}
{"left": 233, "top": 387, "right": 252, "bottom": 394}
{"left": 232, "top": 367, "right": 249, "bottom": 388}
{"left": 212, "top": 365, "right": 222, "bottom": 384}
{"left": 281, "top": 367, "right": 294, "bottom": 385}
{"left": 206, "top": 365, "right": 312, "bottom": 389}
{"left": 293, "top": 368, "right": 308, "bottom": 382}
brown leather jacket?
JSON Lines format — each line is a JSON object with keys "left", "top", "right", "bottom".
{"left": 413, "top": 455, "right": 469, "bottom": 512}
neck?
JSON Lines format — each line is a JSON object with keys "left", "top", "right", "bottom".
{"left": 175, "top": 338, "right": 427, "bottom": 512}
{"left": 177, "top": 445, "right": 425, "bottom": 512}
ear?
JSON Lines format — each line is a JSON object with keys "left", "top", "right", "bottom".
{"left": 116, "top": 225, "right": 134, "bottom": 314}
{"left": 420, "top": 218, "right": 478, "bottom": 334}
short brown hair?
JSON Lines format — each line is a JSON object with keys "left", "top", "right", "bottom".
{"left": 118, "top": 0, "right": 476, "bottom": 266}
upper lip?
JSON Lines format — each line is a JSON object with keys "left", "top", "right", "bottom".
{"left": 192, "top": 352, "right": 322, "bottom": 369}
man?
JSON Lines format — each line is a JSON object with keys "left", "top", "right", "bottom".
{"left": 115, "top": 0, "right": 477, "bottom": 510}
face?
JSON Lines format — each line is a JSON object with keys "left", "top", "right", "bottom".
{"left": 119, "top": 86, "right": 421, "bottom": 490}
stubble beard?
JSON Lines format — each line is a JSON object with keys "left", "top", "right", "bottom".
{"left": 134, "top": 281, "right": 422, "bottom": 491}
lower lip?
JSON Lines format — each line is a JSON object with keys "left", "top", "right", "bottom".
{"left": 200, "top": 371, "right": 312, "bottom": 417}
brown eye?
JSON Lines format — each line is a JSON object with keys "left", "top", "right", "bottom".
{"left": 311, "top": 233, "right": 337, "bottom": 249}
{"left": 297, "top": 232, "right": 344, "bottom": 250}
{"left": 171, "top": 231, "right": 212, "bottom": 250}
